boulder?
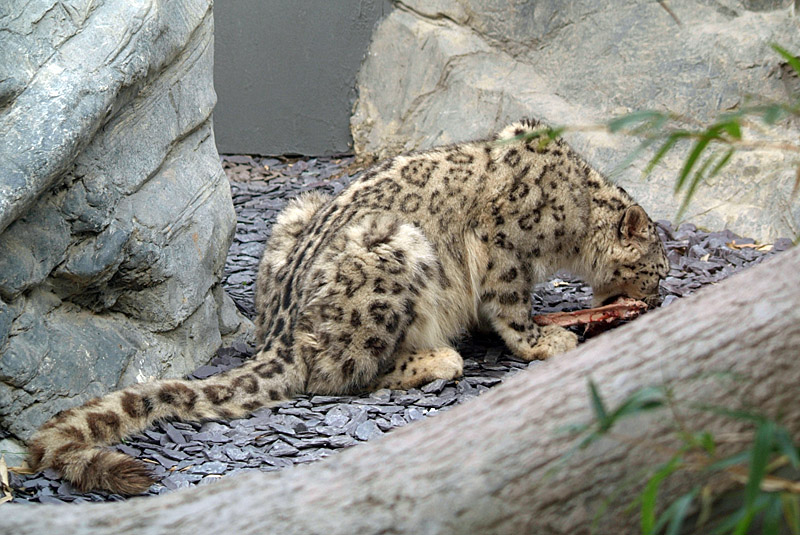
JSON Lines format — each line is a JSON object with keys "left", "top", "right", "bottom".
{"left": 0, "top": 0, "right": 252, "bottom": 441}
{"left": 351, "top": 0, "right": 800, "bottom": 240}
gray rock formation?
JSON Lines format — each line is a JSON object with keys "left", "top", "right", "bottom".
{"left": 351, "top": 0, "right": 800, "bottom": 240}
{"left": 0, "top": 0, "right": 251, "bottom": 441}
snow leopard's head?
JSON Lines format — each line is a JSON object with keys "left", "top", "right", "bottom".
{"left": 590, "top": 204, "right": 669, "bottom": 308}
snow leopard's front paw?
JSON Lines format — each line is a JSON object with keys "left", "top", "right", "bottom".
{"left": 375, "top": 347, "right": 464, "bottom": 391}
{"left": 524, "top": 325, "right": 578, "bottom": 360}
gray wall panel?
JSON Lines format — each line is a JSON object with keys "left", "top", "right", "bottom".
{"left": 213, "top": 0, "right": 392, "bottom": 156}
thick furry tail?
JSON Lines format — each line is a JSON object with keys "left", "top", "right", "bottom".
{"left": 28, "top": 354, "right": 299, "bottom": 494}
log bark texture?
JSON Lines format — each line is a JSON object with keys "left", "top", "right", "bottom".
{"left": 5, "top": 247, "right": 799, "bottom": 535}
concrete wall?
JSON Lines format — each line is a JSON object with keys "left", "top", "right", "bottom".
{"left": 213, "top": 0, "right": 392, "bottom": 156}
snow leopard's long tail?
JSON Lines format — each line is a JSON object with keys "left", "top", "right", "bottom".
{"left": 27, "top": 350, "right": 300, "bottom": 495}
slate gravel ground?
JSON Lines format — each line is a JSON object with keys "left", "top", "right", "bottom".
{"left": 8, "top": 155, "right": 793, "bottom": 504}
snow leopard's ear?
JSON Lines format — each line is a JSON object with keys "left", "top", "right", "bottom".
{"left": 494, "top": 118, "right": 546, "bottom": 142}
{"left": 619, "top": 205, "right": 649, "bottom": 247}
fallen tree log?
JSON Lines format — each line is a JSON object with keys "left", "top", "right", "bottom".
{"left": 4, "top": 247, "right": 799, "bottom": 535}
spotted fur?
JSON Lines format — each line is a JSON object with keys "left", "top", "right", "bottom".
{"left": 28, "top": 119, "right": 669, "bottom": 494}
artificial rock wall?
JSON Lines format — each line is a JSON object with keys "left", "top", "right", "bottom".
{"left": 352, "top": 0, "right": 800, "bottom": 240}
{"left": 0, "top": 0, "right": 250, "bottom": 440}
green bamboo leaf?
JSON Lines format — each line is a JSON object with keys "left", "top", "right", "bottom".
{"left": 607, "top": 386, "right": 666, "bottom": 421}
{"left": 732, "top": 506, "right": 759, "bottom": 535}
{"left": 689, "top": 403, "right": 766, "bottom": 423}
{"left": 708, "top": 147, "right": 734, "bottom": 179}
{"left": 663, "top": 489, "right": 698, "bottom": 535}
{"left": 516, "top": 127, "right": 562, "bottom": 145}
{"left": 642, "top": 134, "right": 682, "bottom": 178}
{"left": 675, "top": 134, "right": 714, "bottom": 194}
{"left": 726, "top": 122, "right": 741, "bottom": 140}
{"left": 518, "top": 130, "right": 545, "bottom": 144}
{"left": 762, "top": 104, "right": 786, "bottom": 125}
{"left": 706, "top": 450, "right": 751, "bottom": 473}
{"left": 775, "top": 426, "right": 800, "bottom": 468}
{"left": 763, "top": 493, "right": 784, "bottom": 535}
{"left": 547, "top": 126, "right": 566, "bottom": 140}
{"left": 745, "top": 420, "right": 775, "bottom": 509}
{"left": 772, "top": 43, "right": 800, "bottom": 78}
{"left": 782, "top": 492, "right": 800, "bottom": 535}
{"left": 708, "top": 501, "right": 749, "bottom": 535}
{"left": 675, "top": 186, "right": 695, "bottom": 223}
{"left": 676, "top": 151, "right": 718, "bottom": 221}
{"left": 700, "top": 432, "right": 716, "bottom": 456}
{"left": 537, "top": 138, "right": 554, "bottom": 150}
{"left": 607, "top": 110, "right": 666, "bottom": 133}
{"left": 706, "top": 493, "right": 771, "bottom": 535}
{"left": 587, "top": 379, "right": 610, "bottom": 431}
{"left": 577, "top": 431, "right": 603, "bottom": 450}
{"left": 694, "top": 151, "right": 718, "bottom": 179}
{"left": 520, "top": 129, "right": 544, "bottom": 141}
{"left": 641, "top": 455, "right": 683, "bottom": 534}
{"left": 537, "top": 129, "right": 564, "bottom": 149}
{"left": 720, "top": 120, "right": 742, "bottom": 140}
{"left": 557, "top": 422, "right": 591, "bottom": 435}
{"left": 681, "top": 431, "right": 717, "bottom": 455}
{"left": 610, "top": 137, "right": 657, "bottom": 177}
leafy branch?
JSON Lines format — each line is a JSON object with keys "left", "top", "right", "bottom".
{"left": 574, "top": 379, "right": 800, "bottom": 535}
{"left": 516, "top": 44, "right": 800, "bottom": 223}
